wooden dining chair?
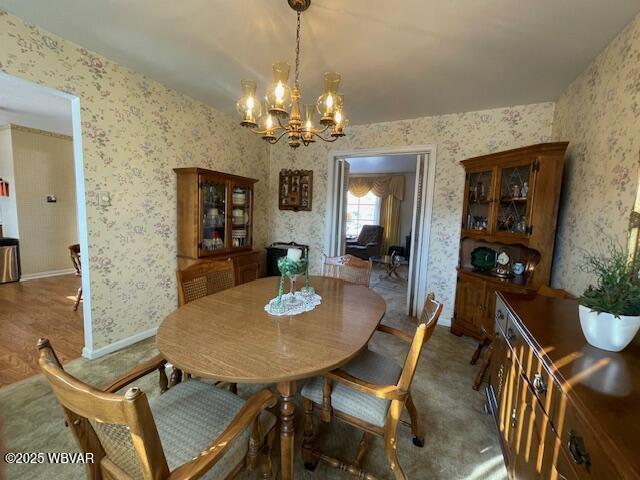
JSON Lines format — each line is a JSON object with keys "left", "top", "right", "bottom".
{"left": 69, "top": 244, "right": 82, "bottom": 311}
{"left": 301, "top": 293, "right": 443, "bottom": 480}
{"left": 472, "top": 285, "right": 575, "bottom": 390}
{"left": 177, "top": 259, "right": 235, "bottom": 306}
{"left": 321, "top": 254, "right": 373, "bottom": 287}
{"left": 37, "top": 338, "right": 277, "bottom": 480}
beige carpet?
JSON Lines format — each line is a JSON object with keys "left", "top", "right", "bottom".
{"left": 0, "top": 267, "right": 508, "bottom": 480}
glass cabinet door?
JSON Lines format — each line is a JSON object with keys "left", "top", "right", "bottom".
{"left": 496, "top": 163, "right": 534, "bottom": 235}
{"left": 201, "top": 177, "right": 227, "bottom": 253}
{"left": 231, "top": 183, "right": 252, "bottom": 249}
{"left": 463, "top": 170, "right": 494, "bottom": 232}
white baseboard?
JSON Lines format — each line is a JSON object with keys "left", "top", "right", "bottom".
{"left": 20, "top": 268, "right": 77, "bottom": 281}
{"left": 82, "top": 327, "right": 157, "bottom": 359}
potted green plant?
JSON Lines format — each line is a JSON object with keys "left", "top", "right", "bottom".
{"left": 578, "top": 242, "right": 640, "bottom": 352}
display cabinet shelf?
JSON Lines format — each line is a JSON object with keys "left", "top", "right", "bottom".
{"left": 174, "top": 168, "right": 261, "bottom": 285}
{"left": 452, "top": 142, "right": 568, "bottom": 340}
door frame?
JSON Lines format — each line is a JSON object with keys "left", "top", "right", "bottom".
{"left": 0, "top": 72, "right": 93, "bottom": 356}
{"left": 324, "top": 144, "right": 437, "bottom": 317}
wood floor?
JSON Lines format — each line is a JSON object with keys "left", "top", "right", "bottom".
{"left": 0, "top": 274, "right": 83, "bottom": 387}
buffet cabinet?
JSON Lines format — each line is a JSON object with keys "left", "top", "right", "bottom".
{"left": 174, "top": 168, "right": 260, "bottom": 284}
{"left": 488, "top": 292, "right": 640, "bottom": 479}
{"left": 452, "top": 142, "right": 568, "bottom": 340}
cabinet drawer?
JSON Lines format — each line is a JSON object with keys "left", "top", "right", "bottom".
{"left": 522, "top": 351, "right": 561, "bottom": 434}
{"left": 554, "top": 400, "right": 618, "bottom": 479}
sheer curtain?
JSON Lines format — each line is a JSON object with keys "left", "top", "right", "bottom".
{"left": 348, "top": 175, "right": 405, "bottom": 254}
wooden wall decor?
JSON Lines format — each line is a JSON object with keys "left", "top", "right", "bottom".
{"left": 279, "top": 169, "right": 313, "bottom": 211}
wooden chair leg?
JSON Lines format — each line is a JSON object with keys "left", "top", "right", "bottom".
{"left": 73, "top": 287, "right": 82, "bottom": 311}
{"left": 247, "top": 419, "right": 261, "bottom": 471}
{"left": 405, "top": 393, "right": 424, "bottom": 447}
{"left": 353, "top": 432, "right": 372, "bottom": 468}
{"left": 260, "top": 427, "right": 276, "bottom": 479}
{"left": 385, "top": 404, "right": 407, "bottom": 480}
{"left": 302, "top": 398, "right": 318, "bottom": 471}
{"left": 473, "top": 344, "right": 493, "bottom": 391}
{"left": 321, "top": 377, "right": 332, "bottom": 422}
{"left": 470, "top": 336, "right": 490, "bottom": 365}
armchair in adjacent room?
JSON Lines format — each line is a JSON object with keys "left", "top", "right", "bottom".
{"left": 345, "top": 225, "right": 384, "bottom": 260}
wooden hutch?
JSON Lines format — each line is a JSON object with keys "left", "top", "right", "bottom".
{"left": 174, "top": 168, "right": 260, "bottom": 285}
{"left": 451, "top": 142, "right": 568, "bottom": 340}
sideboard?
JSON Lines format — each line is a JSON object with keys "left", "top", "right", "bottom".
{"left": 487, "top": 292, "right": 640, "bottom": 479}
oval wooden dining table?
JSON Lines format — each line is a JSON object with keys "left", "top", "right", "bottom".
{"left": 156, "top": 275, "right": 387, "bottom": 480}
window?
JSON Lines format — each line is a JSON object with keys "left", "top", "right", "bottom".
{"left": 346, "top": 191, "right": 381, "bottom": 236}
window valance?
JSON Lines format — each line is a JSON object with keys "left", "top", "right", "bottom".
{"left": 348, "top": 175, "right": 405, "bottom": 201}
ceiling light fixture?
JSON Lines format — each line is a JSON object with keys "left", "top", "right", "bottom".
{"left": 236, "top": 0, "right": 347, "bottom": 148}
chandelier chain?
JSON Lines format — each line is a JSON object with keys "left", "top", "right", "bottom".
{"left": 295, "top": 11, "right": 301, "bottom": 88}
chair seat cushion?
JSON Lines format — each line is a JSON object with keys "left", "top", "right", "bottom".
{"left": 301, "top": 349, "right": 402, "bottom": 427}
{"left": 151, "top": 380, "right": 275, "bottom": 479}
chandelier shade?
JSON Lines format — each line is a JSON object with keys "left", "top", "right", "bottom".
{"left": 236, "top": 80, "right": 260, "bottom": 128}
{"left": 236, "top": 0, "right": 347, "bottom": 148}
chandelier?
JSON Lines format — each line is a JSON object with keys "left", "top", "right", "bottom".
{"left": 236, "top": 0, "right": 347, "bottom": 148}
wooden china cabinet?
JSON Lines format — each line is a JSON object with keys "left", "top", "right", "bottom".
{"left": 174, "top": 168, "right": 261, "bottom": 285}
{"left": 451, "top": 142, "right": 568, "bottom": 340}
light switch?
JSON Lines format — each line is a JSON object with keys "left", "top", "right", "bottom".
{"left": 97, "top": 191, "right": 111, "bottom": 206}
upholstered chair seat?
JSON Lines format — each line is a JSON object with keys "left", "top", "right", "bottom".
{"left": 301, "top": 349, "right": 402, "bottom": 427}
{"left": 301, "top": 293, "right": 443, "bottom": 480}
{"left": 38, "top": 338, "right": 277, "bottom": 480}
{"left": 153, "top": 380, "right": 275, "bottom": 478}
{"left": 92, "top": 380, "right": 274, "bottom": 479}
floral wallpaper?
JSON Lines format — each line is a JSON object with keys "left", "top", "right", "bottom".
{"left": 0, "top": 11, "right": 270, "bottom": 350}
{"left": 269, "top": 103, "right": 555, "bottom": 324}
{"left": 551, "top": 13, "right": 640, "bottom": 296}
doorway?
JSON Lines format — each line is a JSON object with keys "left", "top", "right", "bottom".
{"left": 325, "top": 146, "right": 436, "bottom": 318}
{"left": 0, "top": 72, "right": 91, "bottom": 385}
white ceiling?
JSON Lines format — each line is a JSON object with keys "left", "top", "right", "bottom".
{"left": 0, "top": 73, "right": 72, "bottom": 136}
{"left": 0, "top": 1, "right": 638, "bottom": 125}
{"left": 348, "top": 155, "right": 417, "bottom": 174}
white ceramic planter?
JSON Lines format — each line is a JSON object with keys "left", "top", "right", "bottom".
{"left": 578, "top": 305, "right": 640, "bottom": 352}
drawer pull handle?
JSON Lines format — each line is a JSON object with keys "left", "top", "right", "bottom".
{"left": 568, "top": 431, "right": 591, "bottom": 472}
{"left": 533, "top": 373, "right": 547, "bottom": 396}
{"left": 497, "top": 311, "right": 505, "bottom": 321}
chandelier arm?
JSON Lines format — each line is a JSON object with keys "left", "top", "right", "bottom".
{"left": 268, "top": 130, "right": 291, "bottom": 144}
{"left": 312, "top": 132, "right": 339, "bottom": 143}
{"left": 250, "top": 126, "right": 285, "bottom": 135}
{"left": 311, "top": 124, "right": 331, "bottom": 135}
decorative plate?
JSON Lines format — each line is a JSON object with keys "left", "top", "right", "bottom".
{"left": 470, "top": 247, "right": 497, "bottom": 272}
